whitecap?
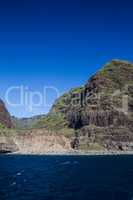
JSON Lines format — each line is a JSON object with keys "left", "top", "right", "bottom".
{"left": 17, "top": 172, "right": 21, "bottom": 176}
{"left": 16, "top": 170, "right": 24, "bottom": 176}
{"left": 11, "top": 182, "right": 16, "bottom": 186}
{"left": 60, "top": 161, "right": 71, "bottom": 165}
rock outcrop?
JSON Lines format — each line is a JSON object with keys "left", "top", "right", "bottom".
{"left": 0, "top": 100, "right": 12, "bottom": 128}
{"left": 34, "top": 60, "right": 133, "bottom": 151}
{"left": 0, "top": 129, "right": 72, "bottom": 154}
{"left": 13, "top": 130, "right": 72, "bottom": 154}
{"left": 0, "top": 136, "right": 18, "bottom": 153}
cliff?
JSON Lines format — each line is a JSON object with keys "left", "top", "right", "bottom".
{"left": 1, "top": 59, "right": 133, "bottom": 153}
{"left": 0, "top": 129, "right": 72, "bottom": 154}
{"left": 0, "top": 99, "right": 12, "bottom": 128}
{"left": 34, "top": 60, "right": 133, "bottom": 151}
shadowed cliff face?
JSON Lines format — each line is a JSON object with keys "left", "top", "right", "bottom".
{"left": 0, "top": 100, "right": 12, "bottom": 128}
{"left": 67, "top": 60, "right": 133, "bottom": 127}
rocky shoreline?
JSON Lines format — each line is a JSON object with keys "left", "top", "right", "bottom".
{"left": 1, "top": 131, "right": 133, "bottom": 155}
{"left": 2, "top": 150, "right": 133, "bottom": 156}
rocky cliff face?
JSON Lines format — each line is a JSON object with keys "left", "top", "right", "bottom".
{"left": 0, "top": 136, "right": 18, "bottom": 153}
{"left": 13, "top": 130, "right": 71, "bottom": 154}
{"left": 36, "top": 60, "right": 133, "bottom": 151}
{"left": 0, "top": 99, "right": 12, "bottom": 128}
{"left": 0, "top": 129, "right": 72, "bottom": 154}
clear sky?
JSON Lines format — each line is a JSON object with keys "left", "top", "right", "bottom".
{"left": 0, "top": 0, "right": 133, "bottom": 118}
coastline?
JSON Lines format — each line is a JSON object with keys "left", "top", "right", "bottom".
{"left": 8, "top": 150, "right": 133, "bottom": 156}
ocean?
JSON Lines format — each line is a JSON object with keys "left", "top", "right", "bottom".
{"left": 0, "top": 155, "right": 133, "bottom": 200}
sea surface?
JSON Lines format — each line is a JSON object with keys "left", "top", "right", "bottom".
{"left": 0, "top": 155, "right": 133, "bottom": 200}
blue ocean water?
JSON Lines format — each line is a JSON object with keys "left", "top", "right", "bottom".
{"left": 0, "top": 155, "right": 133, "bottom": 200}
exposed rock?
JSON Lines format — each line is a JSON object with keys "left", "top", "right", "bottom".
{"left": 0, "top": 128, "right": 72, "bottom": 154}
{"left": 0, "top": 137, "right": 18, "bottom": 153}
{"left": 14, "top": 131, "right": 72, "bottom": 154}
{"left": 0, "top": 100, "right": 13, "bottom": 128}
{"left": 38, "top": 59, "right": 133, "bottom": 151}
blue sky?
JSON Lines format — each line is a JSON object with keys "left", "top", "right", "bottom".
{"left": 0, "top": 0, "right": 133, "bottom": 117}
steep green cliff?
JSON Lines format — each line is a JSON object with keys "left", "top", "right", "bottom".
{"left": 33, "top": 60, "right": 133, "bottom": 151}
